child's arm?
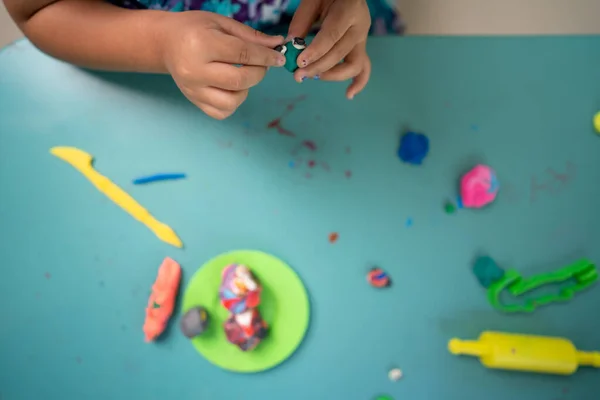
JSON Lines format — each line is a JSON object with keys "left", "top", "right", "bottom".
{"left": 3, "top": 0, "right": 286, "bottom": 119}
{"left": 4, "top": 0, "right": 170, "bottom": 72}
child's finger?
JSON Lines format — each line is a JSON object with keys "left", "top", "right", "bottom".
{"left": 197, "top": 102, "right": 234, "bottom": 121}
{"left": 196, "top": 86, "right": 249, "bottom": 112}
{"left": 317, "top": 60, "right": 363, "bottom": 82}
{"left": 293, "top": 32, "right": 357, "bottom": 80}
{"left": 297, "top": 5, "right": 352, "bottom": 67}
{"left": 287, "top": 0, "right": 321, "bottom": 39}
{"left": 218, "top": 15, "right": 284, "bottom": 47}
{"left": 346, "top": 58, "right": 371, "bottom": 100}
{"left": 213, "top": 33, "right": 285, "bottom": 67}
{"left": 205, "top": 64, "right": 267, "bottom": 90}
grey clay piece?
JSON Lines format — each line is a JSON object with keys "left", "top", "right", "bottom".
{"left": 180, "top": 306, "right": 209, "bottom": 339}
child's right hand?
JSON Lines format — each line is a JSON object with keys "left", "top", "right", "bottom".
{"left": 161, "top": 12, "right": 286, "bottom": 120}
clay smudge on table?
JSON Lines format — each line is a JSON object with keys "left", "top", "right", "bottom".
{"left": 345, "top": 146, "right": 351, "bottom": 154}
{"left": 305, "top": 172, "right": 312, "bottom": 179}
{"left": 308, "top": 160, "right": 316, "bottom": 168}
{"left": 44, "top": 272, "right": 51, "bottom": 279}
{"left": 267, "top": 118, "right": 295, "bottom": 136}
{"left": 76, "top": 356, "right": 82, "bottom": 364}
{"left": 345, "top": 170, "right": 352, "bottom": 178}
{"left": 302, "top": 140, "right": 317, "bottom": 151}
{"left": 320, "top": 161, "right": 331, "bottom": 171}
{"left": 405, "top": 218, "right": 413, "bottom": 227}
{"left": 530, "top": 161, "right": 576, "bottom": 202}
{"left": 266, "top": 95, "right": 307, "bottom": 137}
{"left": 291, "top": 140, "right": 318, "bottom": 156}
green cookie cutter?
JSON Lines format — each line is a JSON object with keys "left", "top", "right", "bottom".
{"left": 487, "top": 259, "right": 598, "bottom": 313}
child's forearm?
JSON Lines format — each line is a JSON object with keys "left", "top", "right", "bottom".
{"left": 4, "top": 0, "right": 170, "bottom": 73}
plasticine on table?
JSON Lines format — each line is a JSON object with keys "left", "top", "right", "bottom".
{"left": 144, "top": 257, "right": 182, "bottom": 342}
{"left": 50, "top": 146, "right": 183, "bottom": 248}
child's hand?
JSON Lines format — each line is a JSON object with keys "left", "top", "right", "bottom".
{"left": 288, "top": 0, "right": 372, "bottom": 99}
{"left": 162, "top": 12, "right": 286, "bottom": 119}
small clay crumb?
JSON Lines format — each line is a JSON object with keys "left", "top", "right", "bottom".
{"left": 444, "top": 202, "right": 456, "bottom": 214}
{"left": 388, "top": 368, "right": 403, "bottom": 381}
{"left": 329, "top": 232, "right": 339, "bottom": 243}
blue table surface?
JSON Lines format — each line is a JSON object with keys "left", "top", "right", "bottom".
{"left": 1, "top": 37, "right": 600, "bottom": 400}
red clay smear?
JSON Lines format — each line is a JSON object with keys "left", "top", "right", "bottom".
{"left": 44, "top": 272, "right": 51, "bottom": 279}
{"left": 329, "top": 232, "right": 339, "bottom": 243}
{"left": 345, "top": 170, "right": 352, "bottom": 178}
{"left": 303, "top": 140, "right": 317, "bottom": 151}
{"left": 267, "top": 95, "right": 306, "bottom": 137}
{"left": 267, "top": 118, "right": 295, "bottom": 137}
{"left": 308, "top": 160, "right": 316, "bottom": 168}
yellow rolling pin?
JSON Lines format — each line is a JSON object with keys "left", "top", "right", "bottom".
{"left": 448, "top": 331, "right": 600, "bottom": 375}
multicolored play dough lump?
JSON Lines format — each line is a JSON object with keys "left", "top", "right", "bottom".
{"left": 219, "top": 264, "right": 269, "bottom": 351}
{"left": 367, "top": 267, "right": 391, "bottom": 288}
{"left": 219, "top": 264, "right": 262, "bottom": 315}
{"left": 457, "top": 164, "right": 499, "bottom": 209}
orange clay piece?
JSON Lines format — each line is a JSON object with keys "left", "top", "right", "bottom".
{"left": 329, "top": 232, "right": 339, "bottom": 243}
{"left": 143, "top": 257, "right": 182, "bottom": 342}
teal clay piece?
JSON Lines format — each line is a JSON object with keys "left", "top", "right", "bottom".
{"left": 473, "top": 256, "right": 505, "bottom": 288}
{"left": 487, "top": 259, "right": 598, "bottom": 313}
{"left": 275, "top": 37, "right": 307, "bottom": 73}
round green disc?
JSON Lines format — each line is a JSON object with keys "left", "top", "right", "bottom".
{"left": 182, "top": 250, "right": 310, "bottom": 373}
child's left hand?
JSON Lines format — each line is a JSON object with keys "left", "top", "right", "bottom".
{"left": 288, "top": 0, "right": 372, "bottom": 99}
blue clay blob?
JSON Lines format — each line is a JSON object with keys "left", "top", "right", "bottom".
{"left": 397, "top": 131, "right": 429, "bottom": 165}
{"left": 473, "top": 256, "right": 505, "bottom": 288}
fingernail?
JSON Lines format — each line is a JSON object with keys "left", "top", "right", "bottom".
{"left": 313, "top": 75, "right": 320, "bottom": 80}
{"left": 277, "top": 57, "right": 285, "bottom": 66}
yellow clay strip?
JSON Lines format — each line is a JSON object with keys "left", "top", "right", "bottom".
{"left": 50, "top": 146, "right": 182, "bottom": 248}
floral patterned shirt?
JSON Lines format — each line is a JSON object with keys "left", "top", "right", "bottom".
{"left": 108, "top": 0, "right": 404, "bottom": 35}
